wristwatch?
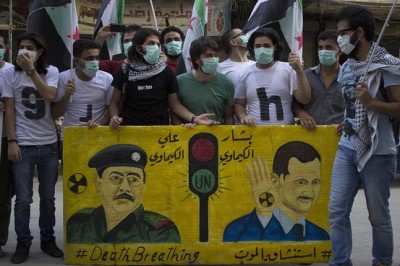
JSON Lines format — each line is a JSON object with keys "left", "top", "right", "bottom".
{"left": 25, "top": 68, "right": 36, "bottom": 76}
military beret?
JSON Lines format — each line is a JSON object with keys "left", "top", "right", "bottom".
{"left": 88, "top": 144, "right": 147, "bottom": 177}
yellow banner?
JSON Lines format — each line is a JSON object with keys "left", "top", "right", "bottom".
{"left": 63, "top": 125, "right": 339, "bottom": 265}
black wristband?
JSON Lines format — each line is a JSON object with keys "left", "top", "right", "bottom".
{"left": 8, "top": 139, "right": 18, "bottom": 143}
{"left": 190, "top": 114, "right": 197, "bottom": 123}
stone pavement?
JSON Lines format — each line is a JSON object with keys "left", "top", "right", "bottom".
{"left": 0, "top": 176, "right": 400, "bottom": 266}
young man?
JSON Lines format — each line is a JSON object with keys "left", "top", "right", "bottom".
{"left": 329, "top": 6, "right": 400, "bottom": 266}
{"left": 293, "top": 30, "right": 344, "bottom": 130}
{"left": 96, "top": 24, "right": 142, "bottom": 76}
{"left": 3, "top": 32, "right": 63, "bottom": 264}
{"left": 52, "top": 40, "right": 114, "bottom": 139}
{"left": 219, "top": 28, "right": 255, "bottom": 84}
{"left": 108, "top": 28, "right": 218, "bottom": 128}
{"left": 174, "top": 36, "right": 234, "bottom": 125}
{"left": 0, "top": 31, "right": 13, "bottom": 258}
{"left": 234, "top": 27, "right": 311, "bottom": 126}
{"left": 160, "top": 26, "right": 184, "bottom": 73}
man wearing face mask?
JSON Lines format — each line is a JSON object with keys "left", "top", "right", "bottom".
{"left": 219, "top": 28, "right": 255, "bottom": 85}
{"left": 293, "top": 30, "right": 344, "bottom": 131}
{"left": 51, "top": 40, "right": 114, "bottom": 148}
{"left": 2, "top": 32, "right": 63, "bottom": 264}
{"left": 173, "top": 36, "right": 234, "bottom": 124}
{"left": 328, "top": 6, "right": 400, "bottom": 266}
{"left": 96, "top": 24, "right": 142, "bottom": 77}
{"left": 234, "top": 27, "right": 311, "bottom": 126}
{"left": 108, "top": 28, "right": 218, "bottom": 127}
{"left": 0, "top": 31, "right": 14, "bottom": 259}
{"left": 160, "top": 26, "right": 184, "bottom": 74}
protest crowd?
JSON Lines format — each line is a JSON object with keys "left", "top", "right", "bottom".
{"left": 0, "top": 1, "right": 399, "bottom": 266}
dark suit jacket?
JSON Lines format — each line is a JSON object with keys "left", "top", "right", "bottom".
{"left": 223, "top": 209, "right": 330, "bottom": 242}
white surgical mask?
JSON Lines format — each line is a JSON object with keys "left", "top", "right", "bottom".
{"left": 337, "top": 32, "right": 359, "bottom": 55}
{"left": 18, "top": 49, "right": 38, "bottom": 63}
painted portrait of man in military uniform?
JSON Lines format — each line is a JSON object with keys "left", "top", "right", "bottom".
{"left": 66, "top": 144, "right": 181, "bottom": 243}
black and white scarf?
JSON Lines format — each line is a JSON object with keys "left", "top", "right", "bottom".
{"left": 122, "top": 58, "right": 166, "bottom": 82}
{"left": 348, "top": 42, "right": 400, "bottom": 171}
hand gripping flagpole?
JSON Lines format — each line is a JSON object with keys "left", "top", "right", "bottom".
{"left": 361, "top": 0, "right": 398, "bottom": 81}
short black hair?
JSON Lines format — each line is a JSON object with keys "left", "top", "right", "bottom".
{"left": 221, "top": 28, "right": 241, "bottom": 55}
{"left": 125, "top": 24, "right": 142, "bottom": 34}
{"left": 247, "top": 27, "right": 283, "bottom": 60}
{"left": 128, "top": 28, "right": 160, "bottom": 62}
{"left": 121, "top": 24, "right": 142, "bottom": 43}
{"left": 273, "top": 141, "right": 321, "bottom": 178}
{"left": 317, "top": 30, "right": 338, "bottom": 45}
{"left": 160, "top": 26, "right": 184, "bottom": 44}
{"left": 335, "top": 5, "right": 375, "bottom": 42}
{"left": 189, "top": 36, "right": 219, "bottom": 70}
{"left": 73, "top": 39, "right": 101, "bottom": 57}
{"left": 15, "top": 32, "right": 48, "bottom": 74}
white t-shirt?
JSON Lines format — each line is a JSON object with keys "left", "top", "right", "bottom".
{"left": 235, "top": 61, "right": 297, "bottom": 125}
{"left": 2, "top": 65, "right": 59, "bottom": 145}
{"left": 218, "top": 59, "right": 255, "bottom": 85}
{"left": 55, "top": 69, "right": 114, "bottom": 139}
{"left": 0, "top": 62, "right": 13, "bottom": 137}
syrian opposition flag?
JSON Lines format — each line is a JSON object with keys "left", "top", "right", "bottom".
{"left": 27, "top": 0, "right": 79, "bottom": 72}
{"left": 181, "top": 0, "right": 208, "bottom": 72}
{"left": 93, "top": 0, "right": 125, "bottom": 60}
{"left": 243, "top": 0, "right": 303, "bottom": 59}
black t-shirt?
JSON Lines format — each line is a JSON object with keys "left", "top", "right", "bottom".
{"left": 112, "top": 66, "right": 178, "bottom": 125}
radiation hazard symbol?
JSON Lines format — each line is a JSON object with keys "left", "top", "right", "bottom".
{"left": 259, "top": 192, "right": 275, "bottom": 208}
{"left": 68, "top": 173, "right": 88, "bottom": 194}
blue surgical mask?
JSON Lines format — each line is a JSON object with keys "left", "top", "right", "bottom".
{"left": 0, "top": 48, "right": 4, "bottom": 61}
{"left": 200, "top": 57, "right": 219, "bottom": 74}
{"left": 165, "top": 41, "right": 182, "bottom": 56}
{"left": 123, "top": 42, "right": 132, "bottom": 57}
{"left": 143, "top": 45, "right": 160, "bottom": 64}
{"left": 254, "top": 47, "right": 274, "bottom": 64}
{"left": 82, "top": 60, "right": 99, "bottom": 77}
{"left": 318, "top": 50, "right": 338, "bottom": 66}
{"left": 239, "top": 35, "right": 249, "bottom": 48}
{"left": 18, "top": 49, "right": 37, "bottom": 63}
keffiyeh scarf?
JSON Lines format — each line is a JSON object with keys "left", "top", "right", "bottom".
{"left": 348, "top": 42, "right": 400, "bottom": 171}
{"left": 122, "top": 58, "right": 166, "bottom": 82}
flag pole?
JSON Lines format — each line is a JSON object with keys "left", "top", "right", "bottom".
{"left": 362, "top": 0, "right": 399, "bottom": 80}
{"left": 149, "top": 0, "right": 158, "bottom": 31}
{"left": 69, "top": 0, "right": 74, "bottom": 103}
{"left": 290, "top": 0, "right": 299, "bottom": 96}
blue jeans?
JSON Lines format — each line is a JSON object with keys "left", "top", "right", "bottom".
{"left": 13, "top": 143, "right": 59, "bottom": 244}
{"left": 328, "top": 145, "right": 395, "bottom": 266}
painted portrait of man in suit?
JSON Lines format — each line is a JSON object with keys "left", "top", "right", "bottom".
{"left": 223, "top": 141, "right": 329, "bottom": 242}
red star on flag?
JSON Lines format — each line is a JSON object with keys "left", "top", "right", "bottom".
{"left": 67, "top": 26, "right": 80, "bottom": 41}
{"left": 295, "top": 33, "right": 303, "bottom": 50}
{"left": 188, "top": 17, "right": 197, "bottom": 31}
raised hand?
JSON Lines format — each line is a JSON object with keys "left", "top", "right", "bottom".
{"left": 246, "top": 157, "right": 279, "bottom": 217}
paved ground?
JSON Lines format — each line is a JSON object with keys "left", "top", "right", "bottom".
{"left": 0, "top": 176, "right": 400, "bottom": 266}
